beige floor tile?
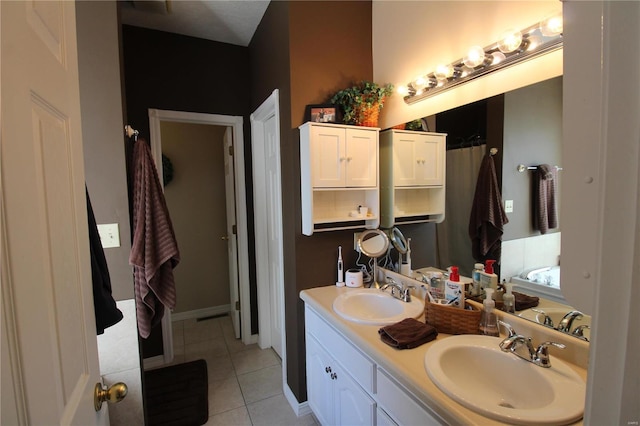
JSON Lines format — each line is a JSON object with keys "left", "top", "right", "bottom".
{"left": 184, "top": 318, "right": 224, "bottom": 344}
{"left": 204, "top": 406, "right": 252, "bottom": 426}
{"left": 247, "top": 394, "right": 316, "bottom": 426}
{"left": 231, "top": 347, "right": 280, "bottom": 375}
{"left": 185, "top": 337, "right": 229, "bottom": 359}
{"left": 208, "top": 377, "right": 245, "bottom": 416}
{"left": 225, "top": 334, "right": 258, "bottom": 354}
{"left": 237, "top": 364, "right": 282, "bottom": 404}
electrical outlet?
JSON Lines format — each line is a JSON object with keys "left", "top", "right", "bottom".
{"left": 505, "top": 200, "right": 514, "bottom": 213}
{"left": 354, "top": 232, "right": 361, "bottom": 252}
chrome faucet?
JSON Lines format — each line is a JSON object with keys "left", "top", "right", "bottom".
{"left": 380, "top": 277, "right": 414, "bottom": 303}
{"left": 532, "top": 309, "right": 555, "bottom": 327}
{"left": 497, "top": 321, "right": 565, "bottom": 368}
{"left": 557, "top": 310, "right": 584, "bottom": 333}
{"left": 571, "top": 324, "right": 590, "bottom": 342}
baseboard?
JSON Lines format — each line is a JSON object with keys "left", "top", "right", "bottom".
{"left": 284, "top": 384, "right": 311, "bottom": 417}
{"left": 170, "top": 305, "right": 230, "bottom": 322}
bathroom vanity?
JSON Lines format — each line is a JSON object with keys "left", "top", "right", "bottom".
{"left": 300, "top": 285, "right": 588, "bottom": 425}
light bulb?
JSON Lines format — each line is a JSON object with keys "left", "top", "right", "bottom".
{"left": 491, "top": 51, "right": 506, "bottom": 65}
{"left": 397, "top": 85, "right": 409, "bottom": 96}
{"left": 526, "top": 34, "right": 542, "bottom": 51}
{"left": 413, "top": 76, "right": 427, "bottom": 90}
{"left": 434, "top": 64, "right": 453, "bottom": 80}
{"left": 498, "top": 29, "right": 523, "bottom": 53}
{"left": 540, "top": 15, "right": 563, "bottom": 37}
{"left": 463, "top": 45, "right": 487, "bottom": 68}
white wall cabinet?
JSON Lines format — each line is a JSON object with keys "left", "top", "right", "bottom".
{"left": 380, "top": 129, "right": 446, "bottom": 227}
{"left": 300, "top": 122, "right": 380, "bottom": 235}
{"left": 305, "top": 306, "right": 443, "bottom": 425}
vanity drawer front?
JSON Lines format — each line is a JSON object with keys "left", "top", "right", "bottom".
{"left": 306, "top": 307, "right": 375, "bottom": 393}
{"left": 377, "top": 368, "right": 444, "bottom": 425}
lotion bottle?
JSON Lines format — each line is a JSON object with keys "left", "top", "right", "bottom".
{"left": 444, "top": 266, "right": 464, "bottom": 309}
{"left": 479, "top": 288, "right": 499, "bottom": 336}
{"left": 479, "top": 259, "right": 498, "bottom": 293}
{"left": 471, "top": 263, "right": 484, "bottom": 296}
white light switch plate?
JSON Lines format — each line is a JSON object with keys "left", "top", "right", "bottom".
{"left": 97, "top": 223, "right": 120, "bottom": 248}
{"left": 505, "top": 200, "right": 514, "bottom": 213}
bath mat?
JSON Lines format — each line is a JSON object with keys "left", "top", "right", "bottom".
{"left": 144, "top": 359, "right": 208, "bottom": 426}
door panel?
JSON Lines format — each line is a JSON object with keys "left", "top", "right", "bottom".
{"left": 1, "top": 1, "right": 106, "bottom": 424}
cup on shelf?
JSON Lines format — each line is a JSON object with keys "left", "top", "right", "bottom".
{"left": 359, "top": 206, "right": 369, "bottom": 217}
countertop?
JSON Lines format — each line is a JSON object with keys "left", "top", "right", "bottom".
{"left": 300, "top": 285, "right": 587, "bottom": 426}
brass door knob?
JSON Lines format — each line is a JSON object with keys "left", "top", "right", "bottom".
{"left": 94, "top": 382, "right": 128, "bottom": 411}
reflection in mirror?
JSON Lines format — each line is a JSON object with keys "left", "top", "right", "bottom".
{"left": 393, "top": 77, "right": 589, "bottom": 341}
{"left": 357, "top": 229, "right": 390, "bottom": 288}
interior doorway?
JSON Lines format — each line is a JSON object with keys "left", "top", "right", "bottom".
{"left": 148, "top": 109, "right": 253, "bottom": 356}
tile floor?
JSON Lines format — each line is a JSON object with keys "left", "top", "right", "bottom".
{"left": 163, "top": 314, "right": 317, "bottom": 426}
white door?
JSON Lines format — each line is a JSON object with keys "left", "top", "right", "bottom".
{"left": 264, "top": 114, "right": 284, "bottom": 358}
{"left": 1, "top": 1, "right": 108, "bottom": 424}
{"left": 223, "top": 127, "right": 241, "bottom": 339}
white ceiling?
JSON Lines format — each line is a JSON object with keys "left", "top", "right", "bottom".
{"left": 120, "top": 0, "right": 270, "bottom": 47}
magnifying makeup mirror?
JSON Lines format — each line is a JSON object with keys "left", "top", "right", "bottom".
{"left": 357, "top": 229, "right": 390, "bottom": 288}
{"left": 386, "top": 227, "right": 408, "bottom": 254}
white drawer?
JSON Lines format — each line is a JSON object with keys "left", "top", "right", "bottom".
{"left": 377, "top": 368, "right": 444, "bottom": 425}
{"left": 306, "top": 306, "right": 376, "bottom": 393}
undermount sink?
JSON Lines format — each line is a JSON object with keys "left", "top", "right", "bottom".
{"left": 425, "top": 335, "right": 585, "bottom": 425}
{"left": 332, "top": 288, "right": 424, "bottom": 325}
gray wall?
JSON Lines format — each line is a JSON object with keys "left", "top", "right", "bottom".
{"left": 502, "top": 77, "right": 562, "bottom": 241}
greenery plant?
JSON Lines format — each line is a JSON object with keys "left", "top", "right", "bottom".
{"left": 329, "top": 81, "right": 394, "bottom": 125}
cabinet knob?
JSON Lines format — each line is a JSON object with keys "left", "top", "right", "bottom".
{"left": 331, "top": 372, "right": 337, "bottom": 380}
{"left": 325, "top": 366, "right": 332, "bottom": 373}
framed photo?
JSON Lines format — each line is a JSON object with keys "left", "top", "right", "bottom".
{"left": 305, "top": 104, "right": 339, "bottom": 124}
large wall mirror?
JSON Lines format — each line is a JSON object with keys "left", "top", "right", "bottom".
{"left": 395, "top": 76, "right": 591, "bottom": 341}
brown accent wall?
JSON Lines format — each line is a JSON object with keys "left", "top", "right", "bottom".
{"left": 250, "top": 0, "right": 437, "bottom": 402}
{"left": 121, "top": 25, "right": 257, "bottom": 356}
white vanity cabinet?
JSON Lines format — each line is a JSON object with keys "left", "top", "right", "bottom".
{"left": 300, "top": 122, "right": 380, "bottom": 235}
{"left": 306, "top": 306, "right": 376, "bottom": 425}
{"left": 305, "top": 305, "right": 444, "bottom": 426}
{"left": 380, "top": 130, "right": 446, "bottom": 227}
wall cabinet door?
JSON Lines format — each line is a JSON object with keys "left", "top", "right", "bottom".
{"left": 310, "top": 125, "right": 345, "bottom": 187}
{"left": 345, "top": 128, "right": 377, "bottom": 187}
{"left": 393, "top": 133, "right": 444, "bottom": 186}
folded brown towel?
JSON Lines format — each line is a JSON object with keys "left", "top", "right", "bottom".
{"left": 379, "top": 318, "right": 438, "bottom": 349}
{"left": 514, "top": 291, "right": 539, "bottom": 311}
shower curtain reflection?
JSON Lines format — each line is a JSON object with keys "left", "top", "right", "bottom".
{"left": 436, "top": 144, "right": 486, "bottom": 277}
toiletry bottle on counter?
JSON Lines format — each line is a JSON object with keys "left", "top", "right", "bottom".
{"left": 444, "top": 266, "right": 465, "bottom": 309}
{"left": 479, "top": 288, "right": 499, "bottom": 336}
{"left": 479, "top": 259, "right": 498, "bottom": 292}
{"left": 428, "top": 271, "right": 445, "bottom": 300}
{"left": 400, "top": 238, "right": 412, "bottom": 275}
{"left": 471, "top": 263, "right": 484, "bottom": 296}
{"left": 503, "top": 282, "right": 515, "bottom": 313}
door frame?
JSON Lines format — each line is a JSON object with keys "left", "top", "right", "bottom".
{"left": 148, "top": 109, "right": 253, "bottom": 347}
{"left": 250, "top": 90, "right": 288, "bottom": 400}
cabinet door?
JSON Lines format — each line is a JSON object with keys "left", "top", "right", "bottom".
{"left": 306, "top": 334, "right": 335, "bottom": 425}
{"left": 345, "top": 128, "right": 377, "bottom": 187}
{"left": 334, "top": 366, "right": 376, "bottom": 426}
{"left": 414, "top": 134, "right": 444, "bottom": 186}
{"left": 311, "top": 125, "right": 345, "bottom": 187}
{"left": 393, "top": 133, "right": 444, "bottom": 186}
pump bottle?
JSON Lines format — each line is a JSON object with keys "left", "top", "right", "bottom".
{"left": 479, "top": 288, "right": 499, "bottom": 336}
{"left": 444, "top": 266, "right": 465, "bottom": 309}
{"left": 471, "top": 263, "right": 484, "bottom": 296}
{"left": 503, "top": 282, "right": 515, "bottom": 313}
{"left": 479, "top": 259, "right": 498, "bottom": 293}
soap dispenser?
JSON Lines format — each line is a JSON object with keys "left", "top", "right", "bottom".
{"left": 503, "top": 282, "right": 515, "bottom": 313}
{"left": 479, "top": 288, "right": 499, "bottom": 336}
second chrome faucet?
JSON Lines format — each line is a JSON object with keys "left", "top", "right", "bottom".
{"left": 497, "top": 320, "right": 566, "bottom": 368}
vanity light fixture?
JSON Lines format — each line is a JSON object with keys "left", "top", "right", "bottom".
{"left": 400, "top": 16, "right": 563, "bottom": 105}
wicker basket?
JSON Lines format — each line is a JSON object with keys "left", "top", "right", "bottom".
{"left": 424, "top": 299, "right": 482, "bottom": 335}
{"left": 354, "top": 103, "right": 381, "bottom": 127}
